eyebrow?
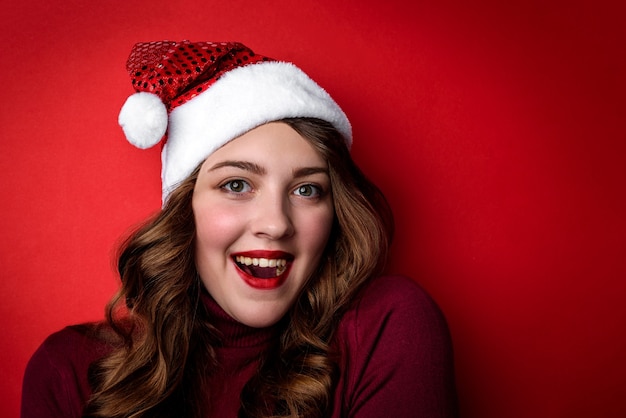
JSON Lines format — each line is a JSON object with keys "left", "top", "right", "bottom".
{"left": 208, "top": 160, "right": 266, "bottom": 175}
{"left": 209, "top": 160, "right": 328, "bottom": 178}
{"left": 293, "top": 166, "right": 329, "bottom": 178}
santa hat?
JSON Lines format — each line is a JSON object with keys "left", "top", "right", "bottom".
{"left": 118, "top": 40, "right": 352, "bottom": 202}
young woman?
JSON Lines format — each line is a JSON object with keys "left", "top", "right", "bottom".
{"left": 21, "top": 41, "right": 458, "bottom": 417}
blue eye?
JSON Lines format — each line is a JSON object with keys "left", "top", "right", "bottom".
{"left": 294, "top": 184, "right": 321, "bottom": 198}
{"left": 222, "top": 180, "right": 251, "bottom": 193}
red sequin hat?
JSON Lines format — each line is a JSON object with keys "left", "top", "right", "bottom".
{"left": 118, "top": 40, "right": 351, "bottom": 202}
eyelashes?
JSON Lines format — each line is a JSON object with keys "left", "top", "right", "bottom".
{"left": 294, "top": 184, "right": 323, "bottom": 198}
{"left": 220, "top": 179, "right": 326, "bottom": 199}
{"left": 221, "top": 179, "right": 251, "bottom": 193}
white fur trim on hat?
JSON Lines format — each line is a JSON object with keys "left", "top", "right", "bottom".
{"left": 161, "top": 61, "right": 352, "bottom": 201}
{"left": 118, "top": 92, "right": 168, "bottom": 149}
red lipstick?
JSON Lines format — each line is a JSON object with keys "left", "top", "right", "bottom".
{"left": 233, "top": 250, "right": 293, "bottom": 259}
{"left": 232, "top": 250, "right": 294, "bottom": 290}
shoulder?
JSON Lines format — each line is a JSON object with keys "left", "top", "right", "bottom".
{"left": 360, "top": 274, "right": 440, "bottom": 310}
{"left": 37, "top": 323, "right": 110, "bottom": 356}
{"left": 27, "top": 324, "right": 112, "bottom": 374}
{"left": 334, "top": 275, "right": 459, "bottom": 417}
{"left": 341, "top": 274, "right": 449, "bottom": 340}
{"left": 21, "top": 324, "right": 113, "bottom": 418}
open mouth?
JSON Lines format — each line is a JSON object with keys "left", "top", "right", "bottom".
{"left": 234, "top": 255, "right": 289, "bottom": 278}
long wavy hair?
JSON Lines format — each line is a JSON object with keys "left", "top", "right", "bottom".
{"left": 83, "top": 118, "right": 394, "bottom": 418}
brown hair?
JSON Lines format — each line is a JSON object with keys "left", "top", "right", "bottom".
{"left": 83, "top": 118, "right": 393, "bottom": 417}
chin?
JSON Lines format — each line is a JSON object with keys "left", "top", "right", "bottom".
{"left": 240, "top": 314, "right": 284, "bottom": 328}
{"left": 235, "top": 303, "right": 290, "bottom": 328}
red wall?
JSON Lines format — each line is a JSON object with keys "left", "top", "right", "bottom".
{"left": 2, "top": 1, "right": 625, "bottom": 417}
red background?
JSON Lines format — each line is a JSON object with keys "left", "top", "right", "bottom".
{"left": 2, "top": 1, "right": 625, "bottom": 417}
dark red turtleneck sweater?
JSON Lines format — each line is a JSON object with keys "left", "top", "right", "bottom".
{"left": 21, "top": 275, "right": 458, "bottom": 417}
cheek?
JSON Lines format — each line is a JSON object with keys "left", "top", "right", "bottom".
{"left": 298, "top": 208, "right": 335, "bottom": 252}
{"left": 193, "top": 203, "right": 244, "bottom": 247}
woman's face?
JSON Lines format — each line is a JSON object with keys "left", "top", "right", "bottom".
{"left": 192, "top": 122, "right": 334, "bottom": 328}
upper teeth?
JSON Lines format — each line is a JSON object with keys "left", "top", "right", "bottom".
{"left": 235, "top": 256, "right": 287, "bottom": 268}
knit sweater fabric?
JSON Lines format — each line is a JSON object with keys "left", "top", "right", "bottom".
{"left": 21, "top": 275, "right": 458, "bottom": 417}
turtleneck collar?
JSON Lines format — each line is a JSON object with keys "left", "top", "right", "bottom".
{"left": 200, "top": 290, "right": 281, "bottom": 349}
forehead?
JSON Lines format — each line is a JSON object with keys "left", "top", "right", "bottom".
{"left": 204, "top": 122, "right": 326, "bottom": 168}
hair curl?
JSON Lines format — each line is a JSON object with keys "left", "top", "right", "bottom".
{"left": 83, "top": 118, "right": 393, "bottom": 418}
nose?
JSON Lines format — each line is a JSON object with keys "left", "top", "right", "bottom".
{"left": 251, "top": 191, "right": 295, "bottom": 240}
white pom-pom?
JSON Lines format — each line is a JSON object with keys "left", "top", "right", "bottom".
{"left": 118, "top": 92, "right": 168, "bottom": 149}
